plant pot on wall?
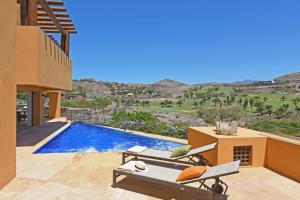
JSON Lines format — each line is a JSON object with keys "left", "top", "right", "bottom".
{"left": 215, "top": 121, "right": 239, "bottom": 136}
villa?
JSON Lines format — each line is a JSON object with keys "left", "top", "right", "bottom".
{"left": 0, "top": 0, "right": 300, "bottom": 200}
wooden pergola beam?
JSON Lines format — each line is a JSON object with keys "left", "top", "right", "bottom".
{"left": 37, "top": 12, "right": 70, "bottom": 18}
{"left": 46, "top": 0, "right": 64, "bottom": 6}
{"left": 38, "top": 17, "right": 72, "bottom": 23}
{"left": 37, "top": 0, "right": 66, "bottom": 35}
{"left": 43, "top": 29, "right": 77, "bottom": 33}
{"left": 28, "top": 0, "right": 38, "bottom": 25}
{"left": 40, "top": 26, "right": 76, "bottom": 31}
{"left": 61, "top": 33, "right": 70, "bottom": 55}
{"left": 38, "top": 22, "right": 74, "bottom": 27}
{"left": 38, "top": 7, "right": 67, "bottom": 12}
{"left": 20, "top": 0, "right": 28, "bottom": 25}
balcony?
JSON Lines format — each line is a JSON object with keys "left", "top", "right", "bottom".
{"left": 16, "top": 26, "right": 72, "bottom": 91}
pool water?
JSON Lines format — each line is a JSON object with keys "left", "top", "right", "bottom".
{"left": 35, "top": 122, "right": 183, "bottom": 153}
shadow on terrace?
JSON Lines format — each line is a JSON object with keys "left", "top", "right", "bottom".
{"left": 17, "top": 120, "right": 68, "bottom": 147}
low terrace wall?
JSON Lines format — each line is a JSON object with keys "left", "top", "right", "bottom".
{"left": 264, "top": 135, "right": 300, "bottom": 182}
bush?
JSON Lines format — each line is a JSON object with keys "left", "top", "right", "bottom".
{"left": 61, "top": 98, "right": 112, "bottom": 109}
{"left": 109, "top": 111, "right": 188, "bottom": 139}
{"left": 247, "top": 118, "right": 300, "bottom": 138}
{"left": 198, "top": 106, "right": 241, "bottom": 124}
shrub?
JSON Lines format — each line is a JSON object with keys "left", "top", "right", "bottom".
{"left": 198, "top": 105, "right": 241, "bottom": 124}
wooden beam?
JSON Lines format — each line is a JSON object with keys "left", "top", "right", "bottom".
{"left": 61, "top": 33, "right": 70, "bottom": 56}
{"left": 20, "top": 0, "right": 28, "bottom": 25}
{"left": 28, "top": 0, "right": 38, "bottom": 25}
{"left": 38, "top": 17, "right": 72, "bottom": 23}
{"left": 38, "top": 12, "right": 70, "bottom": 18}
{"left": 38, "top": 22, "right": 74, "bottom": 27}
{"left": 43, "top": 29, "right": 77, "bottom": 33}
{"left": 38, "top": 7, "right": 67, "bottom": 12}
{"left": 40, "top": 26, "right": 75, "bottom": 31}
{"left": 37, "top": 0, "right": 66, "bottom": 34}
{"left": 46, "top": 0, "right": 64, "bottom": 6}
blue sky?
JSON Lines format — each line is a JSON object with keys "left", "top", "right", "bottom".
{"left": 65, "top": 0, "right": 300, "bottom": 84}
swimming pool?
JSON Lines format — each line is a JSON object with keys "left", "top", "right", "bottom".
{"left": 35, "top": 122, "right": 183, "bottom": 153}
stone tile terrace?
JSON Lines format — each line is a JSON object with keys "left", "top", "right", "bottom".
{"left": 0, "top": 121, "right": 299, "bottom": 200}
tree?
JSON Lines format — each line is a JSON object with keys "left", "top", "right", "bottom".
{"left": 238, "top": 97, "right": 243, "bottom": 105}
{"left": 193, "top": 101, "right": 198, "bottom": 108}
{"left": 230, "top": 95, "right": 236, "bottom": 104}
{"left": 265, "top": 105, "right": 273, "bottom": 116}
{"left": 160, "top": 101, "right": 165, "bottom": 108}
{"left": 243, "top": 99, "right": 249, "bottom": 110}
{"left": 249, "top": 98, "right": 254, "bottom": 110}
{"left": 218, "top": 100, "right": 223, "bottom": 108}
{"left": 77, "top": 86, "right": 87, "bottom": 97}
{"left": 145, "top": 100, "right": 150, "bottom": 107}
{"left": 225, "top": 96, "right": 231, "bottom": 105}
{"left": 280, "top": 95, "right": 287, "bottom": 101}
{"left": 282, "top": 104, "right": 289, "bottom": 110}
{"left": 212, "top": 97, "right": 220, "bottom": 107}
{"left": 199, "top": 99, "right": 205, "bottom": 106}
{"left": 292, "top": 98, "right": 300, "bottom": 110}
{"left": 263, "top": 97, "right": 268, "bottom": 102}
{"left": 255, "top": 101, "right": 265, "bottom": 116}
{"left": 135, "top": 100, "right": 140, "bottom": 107}
{"left": 274, "top": 106, "right": 286, "bottom": 119}
{"left": 177, "top": 100, "right": 183, "bottom": 107}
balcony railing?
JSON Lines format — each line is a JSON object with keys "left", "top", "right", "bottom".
{"left": 16, "top": 26, "right": 72, "bottom": 90}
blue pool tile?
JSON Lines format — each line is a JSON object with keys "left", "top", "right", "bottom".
{"left": 35, "top": 122, "right": 183, "bottom": 153}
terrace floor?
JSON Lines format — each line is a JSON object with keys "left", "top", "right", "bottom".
{"left": 1, "top": 121, "right": 300, "bottom": 200}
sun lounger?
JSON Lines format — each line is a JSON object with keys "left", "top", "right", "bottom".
{"left": 113, "top": 160, "right": 240, "bottom": 195}
{"left": 122, "top": 142, "right": 217, "bottom": 166}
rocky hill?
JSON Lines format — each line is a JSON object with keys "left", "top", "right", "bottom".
{"left": 274, "top": 72, "right": 300, "bottom": 83}
{"left": 274, "top": 72, "right": 300, "bottom": 92}
{"left": 70, "top": 72, "right": 300, "bottom": 99}
{"left": 153, "top": 78, "right": 188, "bottom": 87}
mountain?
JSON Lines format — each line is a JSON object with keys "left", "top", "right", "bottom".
{"left": 153, "top": 79, "right": 188, "bottom": 87}
{"left": 231, "top": 80, "right": 259, "bottom": 85}
{"left": 274, "top": 72, "right": 300, "bottom": 83}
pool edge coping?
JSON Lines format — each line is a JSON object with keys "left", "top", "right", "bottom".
{"left": 32, "top": 121, "right": 72, "bottom": 153}
{"left": 93, "top": 124, "right": 188, "bottom": 145}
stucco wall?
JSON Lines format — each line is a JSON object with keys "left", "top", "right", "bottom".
{"left": 217, "top": 137, "right": 266, "bottom": 167}
{"left": 0, "top": 0, "right": 17, "bottom": 189}
{"left": 188, "top": 128, "right": 218, "bottom": 165}
{"left": 16, "top": 26, "right": 72, "bottom": 91}
{"left": 264, "top": 136, "right": 300, "bottom": 182}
